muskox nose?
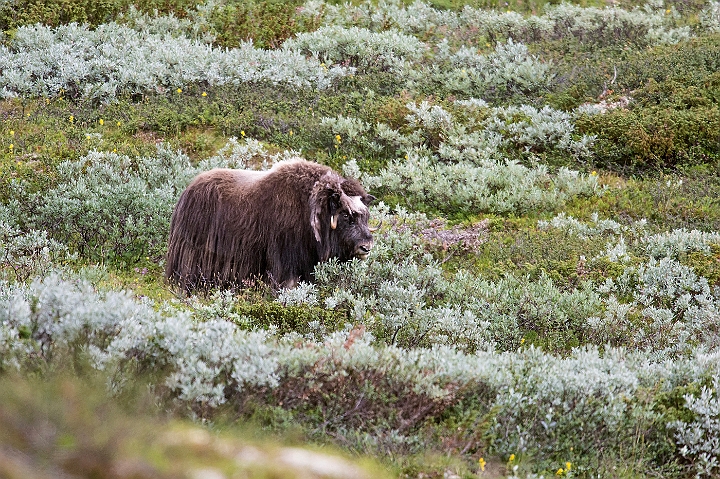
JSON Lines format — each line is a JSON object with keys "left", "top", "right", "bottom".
{"left": 356, "top": 243, "right": 372, "bottom": 259}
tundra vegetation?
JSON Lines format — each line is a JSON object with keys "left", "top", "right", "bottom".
{"left": 1, "top": 0, "right": 720, "bottom": 477}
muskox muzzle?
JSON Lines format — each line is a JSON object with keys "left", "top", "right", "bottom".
{"left": 355, "top": 242, "right": 373, "bottom": 260}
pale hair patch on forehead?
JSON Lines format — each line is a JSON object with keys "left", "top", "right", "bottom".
{"left": 346, "top": 195, "right": 368, "bottom": 214}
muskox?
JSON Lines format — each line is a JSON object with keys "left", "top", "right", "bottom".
{"left": 165, "top": 158, "right": 375, "bottom": 292}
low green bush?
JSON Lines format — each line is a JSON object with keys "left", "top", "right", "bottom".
{"left": 25, "top": 147, "right": 195, "bottom": 265}
{"left": 209, "top": 1, "right": 307, "bottom": 48}
{"left": 233, "top": 301, "right": 349, "bottom": 337}
{"left": 577, "top": 105, "right": 720, "bottom": 171}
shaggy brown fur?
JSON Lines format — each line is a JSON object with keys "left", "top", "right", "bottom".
{"left": 165, "top": 158, "right": 374, "bottom": 292}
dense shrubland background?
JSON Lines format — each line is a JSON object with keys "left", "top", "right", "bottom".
{"left": 2, "top": 0, "right": 720, "bottom": 477}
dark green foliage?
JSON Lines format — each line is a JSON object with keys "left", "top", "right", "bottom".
{"left": 208, "top": 0, "right": 309, "bottom": 49}
{"left": 0, "top": 0, "right": 123, "bottom": 31}
{"left": 470, "top": 225, "right": 610, "bottom": 284}
{"left": 680, "top": 245, "right": 720, "bottom": 288}
{"left": 0, "top": 0, "right": 306, "bottom": 51}
{"left": 576, "top": 104, "right": 720, "bottom": 171}
{"left": 545, "top": 34, "right": 720, "bottom": 172}
{"left": 233, "top": 301, "right": 349, "bottom": 336}
{"left": 578, "top": 171, "right": 720, "bottom": 232}
{"left": 270, "top": 361, "right": 459, "bottom": 440}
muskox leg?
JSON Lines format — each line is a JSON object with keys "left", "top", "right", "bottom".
{"left": 281, "top": 276, "right": 299, "bottom": 290}
{"left": 266, "top": 270, "right": 299, "bottom": 290}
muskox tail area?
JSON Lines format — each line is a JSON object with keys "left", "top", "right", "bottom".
{"left": 165, "top": 185, "right": 207, "bottom": 292}
{"left": 165, "top": 171, "right": 231, "bottom": 293}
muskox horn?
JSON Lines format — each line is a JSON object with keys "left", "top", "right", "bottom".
{"left": 369, "top": 220, "right": 383, "bottom": 232}
{"left": 331, "top": 214, "right": 338, "bottom": 230}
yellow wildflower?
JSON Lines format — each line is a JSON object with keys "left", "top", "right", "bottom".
{"left": 201, "top": 91, "right": 207, "bottom": 97}
{"left": 99, "top": 119, "right": 104, "bottom": 126}
{"left": 566, "top": 462, "right": 572, "bottom": 471}
{"left": 556, "top": 468, "right": 564, "bottom": 475}
{"left": 9, "top": 144, "right": 13, "bottom": 150}
{"left": 509, "top": 454, "right": 515, "bottom": 462}
{"left": 9, "top": 130, "right": 14, "bottom": 136}
{"left": 241, "top": 130, "right": 246, "bottom": 137}
{"left": 177, "top": 88, "right": 182, "bottom": 94}
{"left": 69, "top": 115, "right": 74, "bottom": 123}
{"left": 478, "top": 457, "right": 486, "bottom": 472}
{"left": 117, "top": 121, "right": 122, "bottom": 127}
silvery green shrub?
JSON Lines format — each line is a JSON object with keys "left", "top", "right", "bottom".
{"left": 283, "top": 23, "right": 551, "bottom": 97}
{"left": 670, "top": 376, "right": 720, "bottom": 478}
{"left": 400, "top": 38, "right": 552, "bottom": 98}
{"left": 481, "top": 104, "right": 595, "bottom": 159}
{"left": 0, "top": 286, "right": 33, "bottom": 371}
{"left": 100, "top": 310, "right": 279, "bottom": 411}
{"left": 27, "top": 145, "right": 195, "bottom": 263}
{"left": 325, "top": 100, "right": 597, "bottom": 216}
{"left": 0, "top": 273, "right": 146, "bottom": 370}
{"left": 538, "top": 212, "right": 647, "bottom": 239}
{"left": 117, "top": 5, "right": 217, "bottom": 44}
{"left": 0, "top": 210, "right": 68, "bottom": 282}
{"left": 643, "top": 229, "right": 720, "bottom": 259}
{"left": 0, "top": 273, "right": 279, "bottom": 410}
{"left": 591, "top": 257, "right": 720, "bottom": 358}
{"left": 481, "top": 39, "right": 553, "bottom": 95}
{"left": 277, "top": 282, "right": 320, "bottom": 307}
{"left": 447, "top": 271, "right": 603, "bottom": 351}
{"left": 536, "top": 214, "right": 720, "bottom": 358}
{"left": 0, "top": 22, "right": 351, "bottom": 101}
{"left": 302, "top": 0, "right": 693, "bottom": 47}
{"left": 2, "top": 270, "right": 720, "bottom": 473}
{"left": 283, "top": 25, "right": 425, "bottom": 73}
{"left": 312, "top": 204, "right": 493, "bottom": 353}
{"left": 363, "top": 150, "right": 598, "bottom": 215}
{"left": 543, "top": 0, "right": 690, "bottom": 46}
{"left": 313, "top": 204, "right": 603, "bottom": 352}
{"left": 324, "top": 100, "right": 595, "bottom": 166}
{"left": 700, "top": 1, "right": 720, "bottom": 32}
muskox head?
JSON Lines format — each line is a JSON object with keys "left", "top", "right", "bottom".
{"left": 310, "top": 171, "right": 375, "bottom": 263}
